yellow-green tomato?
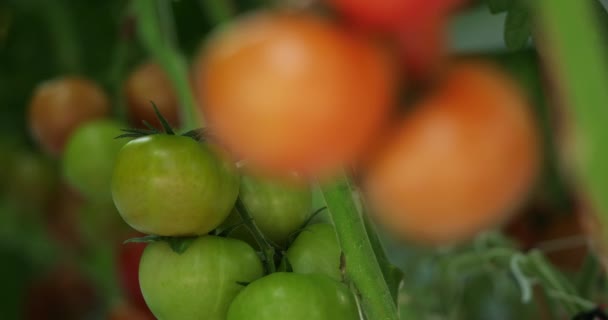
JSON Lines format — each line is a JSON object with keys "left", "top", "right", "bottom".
{"left": 227, "top": 272, "right": 359, "bottom": 320}
{"left": 62, "top": 120, "right": 126, "bottom": 203}
{"left": 139, "top": 236, "right": 263, "bottom": 320}
{"left": 239, "top": 174, "right": 312, "bottom": 245}
{"left": 111, "top": 134, "right": 239, "bottom": 236}
{"left": 286, "top": 223, "right": 342, "bottom": 281}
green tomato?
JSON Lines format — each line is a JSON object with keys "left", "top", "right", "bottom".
{"left": 286, "top": 223, "right": 342, "bottom": 281}
{"left": 62, "top": 120, "right": 126, "bottom": 203}
{"left": 111, "top": 134, "right": 239, "bottom": 236}
{"left": 139, "top": 236, "right": 263, "bottom": 320}
{"left": 239, "top": 174, "right": 312, "bottom": 245}
{"left": 227, "top": 272, "right": 359, "bottom": 320}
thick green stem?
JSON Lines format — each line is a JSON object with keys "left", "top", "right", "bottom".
{"left": 538, "top": 0, "right": 608, "bottom": 253}
{"left": 321, "top": 174, "right": 399, "bottom": 320}
{"left": 133, "top": 0, "right": 201, "bottom": 130}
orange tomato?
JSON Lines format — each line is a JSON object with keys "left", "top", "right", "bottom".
{"left": 364, "top": 60, "right": 540, "bottom": 245}
{"left": 28, "top": 77, "right": 110, "bottom": 156}
{"left": 125, "top": 61, "right": 181, "bottom": 129}
{"left": 195, "top": 11, "right": 396, "bottom": 176}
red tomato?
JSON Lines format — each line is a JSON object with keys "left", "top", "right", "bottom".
{"left": 107, "top": 303, "right": 155, "bottom": 320}
{"left": 116, "top": 239, "right": 149, "bottom": 313}
{"left": 125, "top": 61, "right": 181, "bottom": 129}
{"left": 195, "top": 11, "right": 396, "bottom": 176}
{"left": 327, "top": 0, "right": 464, "bottom": 32}
{"left": 364, "top": 60, "right": 540, "bottom": 245}
{"left": 28, "top": 77, "right": 110, "bottom": 156}
{"left": 397, "top": 14, "right": 448, "bottom": 80}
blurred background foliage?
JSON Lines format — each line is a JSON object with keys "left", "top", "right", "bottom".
{"left": 0, "top": 0, "right": 605, "bottom": 319}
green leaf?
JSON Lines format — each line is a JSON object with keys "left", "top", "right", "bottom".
{"left": 166, "top": 237, "right": 196, "bottom": 254}
{"left": 504, "top": 4, "right": 532, "bottom": 50}
{"left": 150, "top": 101, "right": 175, "bottom": 135}
{"left": 486, "top": 0, "right": 512, "bottom": 14}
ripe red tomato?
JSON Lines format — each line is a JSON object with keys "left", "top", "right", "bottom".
{"left": 107, "top": 303, "right": 155, "bottom": 320}
{"left": 195, "top": 11, "right": 396, "bottom": 176}
{"left": 116, "top": 240, "right": 153, "bottom": 316}
{"left": 125, "top": 61, "right": 181, "bottom": 129}
{"left": 327, "top": 0, "right": 464, "bottom": 32}
{"left": 364, "top": 60, "right": 540, "bottom": 245}
{"left": 28, "top": 77, "right": 110, "bottom": 156}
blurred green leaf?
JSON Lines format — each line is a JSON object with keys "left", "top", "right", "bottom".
{"left": 504, "top": 4, "right": 532, "bottom": 50}
{"left": 486, "top": 0, "right": 512, "bottom": 14}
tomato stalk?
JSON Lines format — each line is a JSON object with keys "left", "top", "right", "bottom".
{"left": 537, "top": 0, "right": 608, "bottom": 259}
{"left": 235, "top": 198, "right": 277, "bottom": 273}
{"left": 132, "top": 0, "right": 201, "bottom": 130}
{"left": 321, "top": 174, "right": 399, "bottom": 320}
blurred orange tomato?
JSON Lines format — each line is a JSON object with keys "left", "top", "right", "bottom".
{"left": 195, "top": 11, "right": 396, "bottom": 176}
{"left": 28, "top": 77, "right": 110, "bottom": 156}
{"left": 125, "top": 61, "right": 181, "bottom": 129}
{"left": 364, "top": 60, "right": 540, "bottom": 245}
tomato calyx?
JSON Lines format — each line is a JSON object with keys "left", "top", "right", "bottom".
{"left": 114, "top": 102, "right": 207, "bottom": 141}
{"left": 124, "top": 235, "right": 197, "bottom": 254}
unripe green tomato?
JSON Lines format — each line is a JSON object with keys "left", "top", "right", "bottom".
{"left": 111, "top": 134, "right": 239, "bottom": 236}
{"left": 62, "top": 120, "right": 126, "bottom": 203}
{"left": 285, "top": 223, "right": 342, "bottom": 281}
{"left": 139, "top": 236, "right": 263, "bottom": 320}
{"left": 239, "top": 174, "right": 312, "bottom": 246}
{"left": 227, "top": 272, "right": 359, "bottom": 320}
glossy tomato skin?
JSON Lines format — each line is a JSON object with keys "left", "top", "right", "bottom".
{"left": 62, "top": 120, "right": 126, "bottom": 203}
{"left": 28, "top": 77, "right": 110, "bottom": 156}
{"left": 239, "top": 174, "right": 312, "bottom": 246}
{"left": 285, "top": 223, "right": 342, "bottom": 281}
{"left": 364, "top": 60, "right": 540, "bottom": 245}
{"left": 196, "top": 11, "right": 396, "bottom": 176}
{"left": 227, "top": 272, "right": 358, "bottom": 320}
{"left": 125, "top": 61, "right": 180, "bottom": 129}
{"left": 139, "top": 236, "right": 263, "bottom": 320}
{"left": 112, "top": 135, "right": 240, "bottom": 236}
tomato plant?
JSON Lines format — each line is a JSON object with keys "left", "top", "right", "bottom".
{"left": 112, "top": 134, "right": 240, "bottom": 236}
{"left": 62, "top": 119, "right": 126, "bottom": 203}
{"left": 28, "top": 77, "right": 110, "bottom": 156}
{"left": 125, "top": 61, "right": 181, "bottom": 129}
{"left": 285, "top": 223, "right": 342, "bottom": 281}
{"left": 238, "top": 174, "right": 312, "bottom": 246}
{"left": 227, "top": 272, "right": 359, "bottom": 320}
{"left": 139, "top": 236, "right": 263, "bottom": 320}
{"left": 195, "top": 11, "right": 396, "bottom": 176}
{"left": 364, "top": 60, "right": 540, "bottom": 245}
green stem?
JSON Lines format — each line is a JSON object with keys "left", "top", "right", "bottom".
{"left": 133, "top": 0, "right": 201, "bottom": 130}
{"left": 362, "top": 213, "right": 403, "bottom": 305}
{"left": 200, "top": 0, "right": 234, "bottom": 25}
{"left": 575, "top": 254, "right": 601, "bottom": 298}
{"left": 321, "top": 174, "right": 399, "bottom": 320}
{"left": 538, "top": 0, "right": 608, "bottom": 254}
{"left": 235, "top": 199, "right": 277, "bottom": 273}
